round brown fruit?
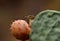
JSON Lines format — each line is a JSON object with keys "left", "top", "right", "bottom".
{"left": 10, "top": 20, "right": 31, "bottom": 40}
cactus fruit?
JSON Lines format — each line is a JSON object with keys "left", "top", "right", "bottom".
{"left": 10, "top": 20, "right": 31, "bottom": 40}
{"left": 30, "top": 10, "right": 60, "bottom": 41}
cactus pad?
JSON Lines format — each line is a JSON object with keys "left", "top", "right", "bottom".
{"left": 30, "top": 10, "right": 60, "bottom": 41}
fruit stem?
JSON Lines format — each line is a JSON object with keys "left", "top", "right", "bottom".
{"left": 25, "top": 15, "right": 35, "bottom": 26}
{"left": 29, "top": 19, "right": 33, "bottom": 26}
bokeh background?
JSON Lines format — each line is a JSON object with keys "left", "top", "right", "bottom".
{"left": 0, "top": 0, "right": 60, "bottom": 41}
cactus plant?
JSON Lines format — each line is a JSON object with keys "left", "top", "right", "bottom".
{"left": 10, "top": 10, "right": 60, "bottom": 41}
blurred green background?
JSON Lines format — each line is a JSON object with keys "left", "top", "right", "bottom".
{"left": 0, "top": 0, "right": 60, "bottom": 41}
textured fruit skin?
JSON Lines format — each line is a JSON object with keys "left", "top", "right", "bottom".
{"left": 10, "top": 20, "right": 31, "bottom": 40}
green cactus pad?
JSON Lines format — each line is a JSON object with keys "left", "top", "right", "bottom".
{"left": 30, "top": 10, "right": 60, "bottom": 41}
